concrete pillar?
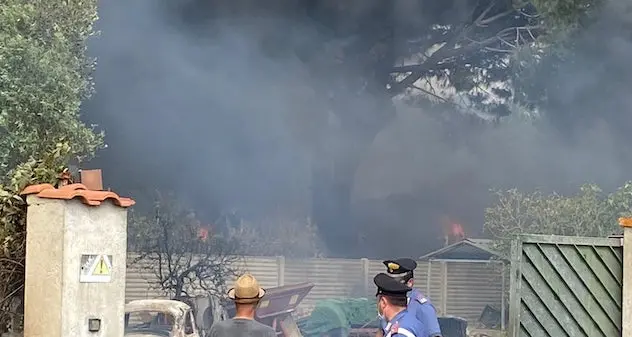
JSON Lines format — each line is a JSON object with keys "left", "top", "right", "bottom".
{"left": 620, "top": 217, "right": 632, "bottom": 337}
{"left": 276, "top": 256, "right": 285, "bottom": 286}
{"left": 21, "top": 182, "right": 134, "bottom": 337}
{"left": 360, "top": 258, "right": 370, "bottom": 296}
{"left": 440, "top": 262, "right": 448, "bottom": 315}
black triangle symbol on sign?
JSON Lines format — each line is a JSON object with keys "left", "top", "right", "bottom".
{"left": 92, "top": 256, "right": 110, "bottom": 276}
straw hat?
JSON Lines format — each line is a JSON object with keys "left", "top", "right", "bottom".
{"left": 227, "top": 273, "right": 266, "bottom": 304}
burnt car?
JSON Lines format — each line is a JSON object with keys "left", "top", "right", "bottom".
{"left": 124, "top": 299, "right": 200, "bottom": 337}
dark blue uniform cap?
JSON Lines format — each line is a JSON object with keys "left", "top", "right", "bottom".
{"left": 374, "top": 273, "right": 412, "bottom": 298}
{"left": 383, "top": 258, "right": 417, "bottom": 275}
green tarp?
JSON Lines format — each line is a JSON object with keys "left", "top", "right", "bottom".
{"left": 297, "top": 298, "right": 379, "bottom": 337}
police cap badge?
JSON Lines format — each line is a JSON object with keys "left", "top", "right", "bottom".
{"left": 374, "top": 273, "right": 412, "bottom": 298}
{"left": 383, "top": 258, "right": 417, "bottom": 275}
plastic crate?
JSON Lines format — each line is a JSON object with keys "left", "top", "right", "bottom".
{"left": 438, "top": 316, "right": 467, "bottom": 337}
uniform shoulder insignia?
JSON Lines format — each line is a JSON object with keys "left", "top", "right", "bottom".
{"left": 390, "top": 322, "right": 399, "bottom": 334}
{"left": 416, "top": 294, "right": 427, "bottom": 304}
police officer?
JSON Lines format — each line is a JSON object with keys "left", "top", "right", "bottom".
{"left": 378, "top": 258, "right": 442, "bottom": 337}
{"left": 374, "top": 273, "right": 425, "bottom": 337}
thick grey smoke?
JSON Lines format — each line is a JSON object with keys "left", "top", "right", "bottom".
{"left": 354, "top": 0, "right": 632, "bottom": 257}
{"left": 85, "top": 0, "right": 316, "bottom": 219}
{"left": 84, "top": 0, "right": 632, "bottom": 258}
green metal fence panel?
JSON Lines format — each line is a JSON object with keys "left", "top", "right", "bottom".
{"left": 508, "top": 235, "right": 623, "bottom": 337}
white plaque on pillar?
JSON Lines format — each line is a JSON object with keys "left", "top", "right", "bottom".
{"left": 80, "top": 254, "right": 113, "bottom": 283}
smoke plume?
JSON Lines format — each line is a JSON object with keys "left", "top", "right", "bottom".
{"left": 83, "top": 0, "right": 632, "bottom": 258}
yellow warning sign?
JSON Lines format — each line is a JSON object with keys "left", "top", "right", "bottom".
{"left": 80, "top": 254, "right": 113, "bottom": 283}
{"left": 92, "top": 256, "right": 110, "bottom": 276}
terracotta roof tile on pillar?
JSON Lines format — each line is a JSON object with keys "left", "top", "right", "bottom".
{"left": 80, "top": 169, "right": 104, "bottom": 191}
{"left": 21, "top": 183, "right": 135, "bottom": 208}
{"left": 620, "top": 217, "right": 632, "bottom": 226}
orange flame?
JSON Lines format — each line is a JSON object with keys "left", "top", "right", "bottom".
{"left": 441, "top": 217, "right": 466, "bottom": 246}
{"left": 197, "top": 227, "right": 209, "bottom": 242}
{"left": 450, "top": 223, "right": 466, "bottom": 239}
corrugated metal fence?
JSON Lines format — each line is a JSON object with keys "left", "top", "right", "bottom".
{"left": 447, "top": 262, "right": 505, "bottom": 321}
{"left": 126, "top": 254, "right": 503, "bottom": 321}
{"left": 508, "top": 234, "right": 623, "bottom": 337}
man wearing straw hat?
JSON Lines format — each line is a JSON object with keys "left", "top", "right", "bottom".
{"left": 206, "top": 273, "right": 276, "bottom": 337}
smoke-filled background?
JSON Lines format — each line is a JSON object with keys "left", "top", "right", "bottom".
{"left": 82, "top": 0, "right": 632, "bottom": 258}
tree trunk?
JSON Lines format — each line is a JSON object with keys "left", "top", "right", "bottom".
{"left": 311, "top": 85, "right": 395, "bottom": 257}
{"left": 304, "top": 0, "right": 397, "bottom": 255}
{"left": 174, "top": 280, "right": 185, "bottom": 299}
{"left": 311, "top": 161, "right": 356, "bottom": 256}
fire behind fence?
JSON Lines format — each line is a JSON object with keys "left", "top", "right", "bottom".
{"left": 126, "top": 254, "right": 504, "bottom": 322}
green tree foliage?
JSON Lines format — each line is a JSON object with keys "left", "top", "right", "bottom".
{"left": 0, "top": 0, "right": 103, "bottom": 330}
{"left": 511, "top": 0, "right": 610, "bottom": 115}
{"left": 128, "top": 193, "right": 241, "bottom": 299}
{"left": 531, "top": 0, "right": 603, "bottom": 30}
{"left": 484, "top": 183, "right": 632, "bottom": 257}
{"left": 0, "top": 0, "right": 103, "bottom": 176}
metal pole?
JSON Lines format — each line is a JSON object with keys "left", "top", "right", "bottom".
{"left": 501, "top": 263, "right": 506, "bottom": 330}
{"left": 426, "top": 261, "right": 432, "bottom": 296}
{"left": 621, "top": 222, "right": 632, "bottom": 337}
